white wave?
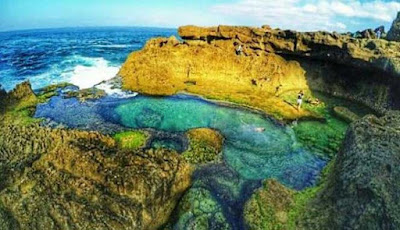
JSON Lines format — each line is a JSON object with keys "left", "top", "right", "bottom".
{"left": 61, "top": 57, "right": 120, "bottom": 89}
{"left": 95, "top": 81, "right": 138, "bottom": 98}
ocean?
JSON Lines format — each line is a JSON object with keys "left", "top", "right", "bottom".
{"left": 0, "top": 27, "right": 177, "bottom": 91}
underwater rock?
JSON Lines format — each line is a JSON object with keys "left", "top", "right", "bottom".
{"left": 387, "top": 12, "right": 400, "bottom": 41}
{"left": 299, "top": 111, "right": 400, "bottom": 229}
{"left": 244, "top": 179, "right": 294, "bottom": 230}
{"left": 182, "top": 128, "right": 224, "bottom": 165}
{"left": 333, "top": 106, "right": 360, "bottom": 123}
{"left": 135, "top": 107, "right": 164, "bottom": 128}
{"left": 165, "top": 188, "right": 230, "bottom": 230}
{"left": 65, "top": 87, "right": 106, "bottom": 101}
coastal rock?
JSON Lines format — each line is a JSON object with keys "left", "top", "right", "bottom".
{"left": 120, "top": 25, "right": 400, "bottom": 119}
{"left": 333, "top": 106, "right": 360, "bottom": 123}
{"left": 387, "top": 12, "right": 400, "bottom": 41}
{"left": 119, "top": 34, "right": 317, "bottom": 120}
{"left": 244, "top": 179, "right": 294, "bottom": 229}
{"left": 181, "top": 128, "right": 224, "bottom": 165}
{"left": 300, "top": 111, "right": 400, "bottom": 229}
{"left": 0, "top": 124, "right": 193, "bottom": 230}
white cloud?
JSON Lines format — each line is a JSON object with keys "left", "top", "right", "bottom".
{"left": 211, "top": 0, "right": 400, "bottom": 32}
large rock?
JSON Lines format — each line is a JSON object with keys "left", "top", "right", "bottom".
{"left": 387, "top": 12, "right": 400, "bottom": 41}
{"left": 119, "top": 25, "right": 400, "bottom": 119}
{"left": 178, "top": 25, "right": 400, "bottom": 76}
{"left": 300, "top": 111, "right": 400, "bottom": 229}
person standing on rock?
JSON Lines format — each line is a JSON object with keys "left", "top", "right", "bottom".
{"left": 297, "top": 90, "right": 304, "bottom": 110}
{"left": 236, "top": 44, "right": 243, "bottom": 55}
{"left": 376, "top": 30, "right": 382, "bottom": 39}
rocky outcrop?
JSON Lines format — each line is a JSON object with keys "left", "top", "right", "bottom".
{"left": 388, "top": 12, "right": 400, "bottom": 41}
{"left": 333, "top": 106, "right": 360, "bottom": 122}
{"left": 178, "top": 25, "right": 400, "bottom": 76}
{"left": 0, "top": 83, "right": 193, "bottom": 230}
{"left": 299, "top": 111, "right": 400, "bottom": 229}
{"left": 119, "top": 25, "right": 400, "bottom": 119}
{"left": 244, "top": 180, "right": 294, "bottom": 229}
{"left": 181, "top": 128, "right": 224, "bottom": 165}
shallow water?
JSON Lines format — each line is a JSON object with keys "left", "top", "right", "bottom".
{"left": 35, "top": 93, "right": 326, "bottom": 229}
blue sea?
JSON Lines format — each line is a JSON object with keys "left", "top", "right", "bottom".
{"left": 0, "top": 27, "right": 177, "bottom": 91}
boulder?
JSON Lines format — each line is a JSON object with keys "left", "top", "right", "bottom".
{"left": 300, "top": 111, "right": 400, "bottom": 229}
{"left": 387, "top": 12, "right": 400, "bottom": 41}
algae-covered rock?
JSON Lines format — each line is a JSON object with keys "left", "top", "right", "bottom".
{"left": 65, "top": 87, "right": 106, "bottom": 101}
{"left": 0, "top": 83, "right": 193, "bottom": 230}
{"left": 113, "top": 130, "right": 149, "bottom": 149}
{"left": 299, "top": 111, "right": 400, "bottom": 229}
{"left": 244, "top": 179, "right": 294, "bottom": 230}
{"left": 182, "top": 128, "right": 224, "bottom": 165}
{"left": 333, "top": 106, "right": 360, "bottom": 122}
{"left": 0, "top": 124, "right": 193, "bottom": 230}
{"left": 165, "top": 188, "right": 230, "bottom": 230}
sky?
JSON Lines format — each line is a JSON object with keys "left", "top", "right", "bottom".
{"left": 1, "top": 0, "right": 400, "bottom": 32}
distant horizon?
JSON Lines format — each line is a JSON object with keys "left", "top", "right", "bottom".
{"left": 0, "top": 23, "right": 393, "bottom": 34}
{"left": 2, "top": 0, "right": 400, "bottom": 33}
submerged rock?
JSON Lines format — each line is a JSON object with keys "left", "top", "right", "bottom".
{"left": 333, "top": 106, "right": 360, "bottom": 123}
{"left": 182, "top": 128, "right": 224, "bottom": 165}
{"left": 244, "top": 180, "right": 294, "bottom": 230}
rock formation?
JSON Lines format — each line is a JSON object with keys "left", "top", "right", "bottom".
{"left": 119, "top": 25, "right": 400, "bottom": 120}
{"left": 0, "top": 83, "right": 193, "bottom": 230}
{"left": 300, "top": 111, "right": 400, "bottom": 229}
{"left": 388, "top": 12, "right": 400, "bottom": 41}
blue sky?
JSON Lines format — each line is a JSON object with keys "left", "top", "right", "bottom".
{"left": 1, "top": 0, "right": 400, "bottom": 32}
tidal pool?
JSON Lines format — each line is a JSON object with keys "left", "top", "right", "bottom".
{"left": 35, "top": 93, "right": 327, "bottom": 229}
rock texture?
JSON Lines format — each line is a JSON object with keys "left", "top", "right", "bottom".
{"left": 388, "top": 12, "right": 400, "bottom": 41}
{"left": 300, "top": 111, "right": 400, "bottom": 229}
{"left": 119, "top": 25, "right": 400, "bottom": 119}
{"left": 0, "top": 83, "right": 193, "bottom": 230}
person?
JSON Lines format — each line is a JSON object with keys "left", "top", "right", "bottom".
{"left": 376, "top": 30, "right": 381, "bottom": 39}
{"left": 236, "top": 44, "right": 242, "bottom": 55}
{"left": 297, "top": 90, "right": 304, "bottom": 110}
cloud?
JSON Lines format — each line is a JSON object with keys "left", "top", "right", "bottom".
{"left": 211, "top": 0, "right": 400, "bottom": 32}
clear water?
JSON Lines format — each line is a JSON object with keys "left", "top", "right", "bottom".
{"left": 34, "top": 93, "right": 326, "bottom": 229}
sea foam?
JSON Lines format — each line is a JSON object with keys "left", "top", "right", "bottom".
{"left": 62, "top": 56, "right": 120, "bottom": 89}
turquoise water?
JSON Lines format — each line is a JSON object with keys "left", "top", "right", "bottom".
{"left": 35, "top": 93, "right": 326, "bottom": 229}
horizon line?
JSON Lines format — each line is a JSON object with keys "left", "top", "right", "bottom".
{"left": 0, "top": 25, "right": 179, "bottom": 34}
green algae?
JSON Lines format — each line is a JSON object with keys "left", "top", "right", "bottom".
{"left": 182, "top": 128, "right": 224, "bottom": 165}
{"left": 243, "top": 159, "right": 336, "bottom": 230}
{"left": 113, "top": 131, "right": 149, "bottom": 150}
{"left": 165, "top": 188, "right": 230, "bottom": 230}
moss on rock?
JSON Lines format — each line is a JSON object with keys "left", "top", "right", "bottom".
{"left": 113, "top": 130, "right": 149, "bottom": 150}
{"left": 181, "top": 128, "right": 224, "bottom": 165}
